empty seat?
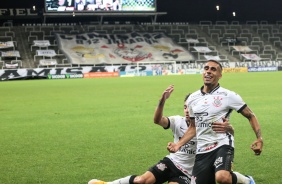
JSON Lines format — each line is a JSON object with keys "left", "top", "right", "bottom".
{"left": 240, "top": 33, "right": 252, "bottom": 41}
{"left": 176, "top": 25, "right": 190, "bottom": 33}
{"left": 263, "top": 49, "right": 276, "bottom": 58}
{"left": 246, "top": 20, "right": 259, "bottom": 25}
{"left": 87, "top": 25, "right": 97, "bottom": 32}
{"left": 259, "top": 54, "right": 272, "bottom": 61}
{"left": 215, "top": 21, "right": 228, "bottom": 25}
{"left": 112, "top": 30, "right": 127, "bottom": 34}
{"left": 213, "top": 25, "right": 227, "bottom": 34}
{"left": 28, "top": 31, "right": 45, "bottom": 42}
{"left": 268, "top": 37, "right": 280, "bottom": 43}
{"left": 241, "top": 29, "right": 251, "bottom": 33}
{"left": 276, "top": 53, "right": 282, "bottom": 61}
{"left": 248, "top": 45, "right": 260, "bottom": 55}
{"left": 263, "top": 45, "right": 273, "bottom": 50}
{"left": 223, "top": 33, "right": 236, "bottom": 38}
{"left": 252, "top": 37, "right": 261, "bottom": 41}
{"left": 273, "top": 33, "right": 282, "bottom": 38}
{"left": 257, "top": 29, "right": 269, "bottom": 35}
{"left": 119, "top": 25, "right": 134, "bottom": 32}
{"left": 171, "top": 29, "right": 185, "bottom": 35}
{"left": 0, "top": 36, "right": 13, "bottom": 41}
{"left": 185, "top": 33, "right": 198, "bottom": 39}
{"left": 168, "top": 34, "right": 181, "bottom": 43}
{"left": 236, "top": 37, "right": 249, "bottom": 45}
{"left": 160, "top": 25, "right": 172, "bottom": 33}
{"left": 225, "top": 29, "right": 238, "bottom": 35}
{"left": 261, "top": 25, "right": 273, "bottom": 32}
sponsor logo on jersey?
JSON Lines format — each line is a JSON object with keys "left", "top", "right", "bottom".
{"left": 214, "top": 156, "right": 223, "bottom": 168}
{"left": 197, "top": 142, "right": 218, "bottom": 153}
{"left": 217, "top": 91, "right": 227, "bottom": 96}
{"left": 197, "top": 122, "right": 212, "bottom": 128}
{"left": 178, "top": 138, "right": 196, "bottom": 154}
{"left": 179, "top": 146, "right": 196, "bottom": 155}
{"left": 173, "top": 163, "right": 189, "bottom": 175}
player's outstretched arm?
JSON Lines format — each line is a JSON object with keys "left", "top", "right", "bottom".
{"left": 240, "top": 106, "right": 263, "bottom": 156}
{"left": 153, "top": 85, "right": 174, "bottom": 128}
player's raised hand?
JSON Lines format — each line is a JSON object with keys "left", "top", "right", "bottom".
{"left": 162, "top": 85, "right": 174, "bottom": 100}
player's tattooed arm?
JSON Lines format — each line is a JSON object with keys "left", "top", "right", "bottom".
{"left": 240, "top": 106, "right": 263, "bottom": 155}
{"left": 240, "top": 106, "right": 262, "bottom": 138}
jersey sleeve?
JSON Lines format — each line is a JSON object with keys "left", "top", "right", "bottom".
{"left": 228, "top": 91, "right": 247, "bottom": 112}
{"left": 167, "top": 116, "right": 176, "bottom": 131}
{"left": 167, "top": 115, "right": 183, "bottom": 132}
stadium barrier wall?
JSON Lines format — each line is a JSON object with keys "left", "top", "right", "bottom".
{"left": 0, "top": 65, "right": 280, "bottom": 81}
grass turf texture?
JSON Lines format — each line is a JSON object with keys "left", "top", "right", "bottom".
{"left": 0, "top": 72, "right": 281, "bottom": 184}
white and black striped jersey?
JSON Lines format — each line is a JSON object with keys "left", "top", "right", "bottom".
{"left": 165, "top": 115, "right": 197, "bottom": 178}
{"left": 187, "top": 85, "right": 246, "bottom": 154}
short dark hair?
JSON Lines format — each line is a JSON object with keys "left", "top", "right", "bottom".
{"left": 206, "top": 60, "right": 222, "bottom": 70}
{"left": 184, "top": 93, "right": 191, "bottom": 102}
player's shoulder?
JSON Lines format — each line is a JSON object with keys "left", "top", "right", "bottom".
{"left": 168, "top": 115, "right": 185, "bottom": 125}
{"left": 189, "top": 90, "right": 201, "bottom": 98}
{"left": 168, "top": 115, "right": 185, "bottom": 122}
{"left": 216, "top": 86, "right": 239, "bottom": 96}
{"left": 187, "top": 90, "right": 201, "bottom": 102}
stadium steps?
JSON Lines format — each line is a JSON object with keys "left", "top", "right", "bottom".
{"left": 191, "top": 24, "right": 240, "bottom": 62}
{"left": 14, "top": 26, "right": 35, "bottom": 68}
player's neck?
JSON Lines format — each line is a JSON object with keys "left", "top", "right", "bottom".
{"left": 203, "top": 83, "right": 219, "bottom": 94}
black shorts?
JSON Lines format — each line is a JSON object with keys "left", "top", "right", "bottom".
{"left": 148, "top": 157, "right": 191, "bottom": 184}
{"left": 191, "top": 145, "right": 234, "bottom": 184}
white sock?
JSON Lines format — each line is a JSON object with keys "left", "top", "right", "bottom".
{"left": 109, "top": 176, "right": 132, "bottom": 184}
{"left": 233, "top": 172, "right": 250, "bottom": 184}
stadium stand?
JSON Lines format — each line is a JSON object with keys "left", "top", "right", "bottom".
{"left": 1, "top": 20, "right": 282, "bottom": 70}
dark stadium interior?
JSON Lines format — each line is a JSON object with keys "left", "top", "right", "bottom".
{"left": 1, "top": 0, "right": 282, "bottom": 23}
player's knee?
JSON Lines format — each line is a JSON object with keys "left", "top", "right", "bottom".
{"left": 168, "top": 182, "right": 179, "bottom": 184}
{"left": 215, "top": 171, "right": 231, "bottom": 184}
{"left": 133, "top": 176, "right": 146, "bottom": 184}
{"left": 134, "top": 175, "right": 156, "bottom": 184}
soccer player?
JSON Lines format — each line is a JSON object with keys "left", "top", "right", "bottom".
{"left": 167, "top": 60, "right": 263, "bottom": 184}
{"left": 88, "top": 85, "right": 247, "bottom": 184}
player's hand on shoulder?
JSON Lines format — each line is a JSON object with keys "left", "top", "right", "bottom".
{"left": 212, "top": 117, "right": 234, "bottom": 135}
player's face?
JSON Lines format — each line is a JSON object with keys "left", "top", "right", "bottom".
{"left": 202, "top": 61, "right": 222, "bottom": 86}
{"left": 184, "top": 104, "right": 190, "bottom": 122}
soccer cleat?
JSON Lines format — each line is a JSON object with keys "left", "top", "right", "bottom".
{"left": 246, "top": 176, "right": 256, "bottom": 184}
{"left": 88, "top": 179, "right": 107, "bottom": 184}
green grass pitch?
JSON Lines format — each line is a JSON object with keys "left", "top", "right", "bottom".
{"left": 0, "top": 72, "right": 281, "bottom": 184}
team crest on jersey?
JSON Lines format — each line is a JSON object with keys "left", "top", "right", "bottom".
{"left": 212, "top": 96, "right": 222, "bottom": 107}
{"left": 156, "top": 163, "right": 167, "bottom": 171}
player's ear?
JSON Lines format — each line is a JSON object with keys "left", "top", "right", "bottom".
{"left": 219, "top": 72, "right": 222, "bottom": 79}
